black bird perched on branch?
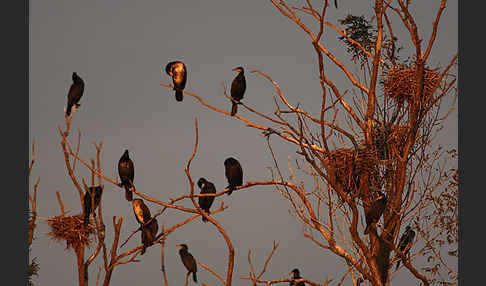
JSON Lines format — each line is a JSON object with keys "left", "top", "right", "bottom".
{"left": 140, "top": 217, "right": 158, "bottom": 255}
{"left": 83, "top": 185, "right": 103, "bottom": 227}
{"left": 289, "top": 268, "right": 305, "bottom": 286}
{"left": 230, "top": 66, "right": 246, "bottom": 116}
{"left": 224, "top": 157, "right": 243, "bottom": 195}
{"left": 197, "top": 178, "right": 216, "bottom": 222}
{"left": 165, "top": 61, "right": 187, "bottom": 102}
{"left": 118, "top": 150, "right": 135, "bottom": 201}
{"left": 65, "top": 72, "right": 85, "bottom": 116}
{"left": 178, "top": 244, "right": 198, "bottom": 283}
{"left": 132, "top": 199, "right": 158, "bottom": 254}
{"left": 132, "top": 199, "right": 152, "bottom": 225}
{"left": 364, "top": 191, "right": 387, "bottom": 234}
{"left": 395, "top": 225, "right": 416, "bottom": 269}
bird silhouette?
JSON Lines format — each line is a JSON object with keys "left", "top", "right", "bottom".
{"left": 289, "top": 268, "right": 305, "bottom": 286}
{"left": 178, "top": 244, "right": 197, "bottom": 283}
{"left": 165, "top": 61, "right": 187, "bottom": 102}
{"left": 197, "top": 178, "right": 216, "bottom": 222}
{"left": 224, "top": 157, "right": 243, "bottom": 195}
{"left": 395, "top": 225, "right": 416, "bottom": 269}
{"left": 66, "top": 72, "right": 85, "bottom": 116}
{"left": 118, "top": 150, "right": 135, "bottom": 201}
{"left": 140, "top": 218, "right": 158, "bottom": 255}
{"left": 230, "top": 67, "right": 246, "bottom": 116}
{"left": 364, "top": 191, "right": 387, "bottom": 234}
{"left": 83, "top": 185, "right": 103, "bottom": 227}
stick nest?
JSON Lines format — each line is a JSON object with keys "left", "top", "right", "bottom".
{"left": 47, "top": 214, "right": 95, "bottom": 250}
{"left": 383, "top": 66, "right": 441, "bottom": 102}
{"left": 372, "top": 124, "right": 409, "bottom": 159}
{"left": 325, "top": 147, "right": 380, "bottom": 195}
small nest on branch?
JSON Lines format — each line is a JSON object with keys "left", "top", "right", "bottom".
{"left": 372, "top": 124, "right": 410, "bottom": 159}
{"left": 324, "top": 147, "right": 380, "bottom": 197}
{"left": 383, "top": 66, "right": 441, "bottom": 103}
{"left": 47, "top": 214, "right": 95, "bottom": 250}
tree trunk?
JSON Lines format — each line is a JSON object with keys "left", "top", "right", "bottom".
{"left": 75, "top": 246, "right": 86, "bottom": 286}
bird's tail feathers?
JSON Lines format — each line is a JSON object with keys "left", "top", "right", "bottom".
{"left": 66, "top": 105, "right": 72, "bottom": 116}
{"left": 192, "top": 272, "right": 197, "bottom": 283}
{"left": 175, "top": 90, "right": 183, "bottom": 102}
{"left": 124, "top": 185, "right": 133, "bottom": 201}
{"left": 201, "top": 210, "right": 209, "bottom": 222}
{"left": 231, "top": 102, "right": 238, "bottom": 116}
{"left": 227, "top": 185, "right": 235, "bottom": 196}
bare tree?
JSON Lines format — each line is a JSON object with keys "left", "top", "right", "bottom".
{"left": 31, "top": 1, "right": 456, "bottom": 286}
{"left": 162, "top": 1, "right": 457, "bottom": 285}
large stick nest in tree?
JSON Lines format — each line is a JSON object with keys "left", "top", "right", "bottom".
{"left": 47, "top": 214, "right": 95, "bottom": 250}
{"left": 324, "top": 147, "right": 380, "bottom": 197}
{"left": 383, "top": 66, "right": 441, "bottom": 103}
{"left": 372, "top": 124, "right": 409, "bottom": 159}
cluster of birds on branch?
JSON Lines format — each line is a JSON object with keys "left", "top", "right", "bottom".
{"left": 164, "top": 61, "right": 246, "bottom": 116}
{"left": 66, "top": 59, "right": 415, "bottom": 283}
{"left": 66, "top": 64, "right": 245, "bottom": 282}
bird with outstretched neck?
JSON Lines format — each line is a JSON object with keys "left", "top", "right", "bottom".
{"left": 118, "top": 150, "right": 135, "bottom": 201}
{"left": 66, "top": 72, "right": 85, "bottom": 116}
{"left": 224, "top": 157, "right": 243, "bottom": 195}
{"left": 178, "top": 244, "right": 198, "bottom": 283}
{"left": 230, "top": 66, "right": 246, "bottom": 116}
{"left": 165, "top": 61, "right": 187, "bottom": 102}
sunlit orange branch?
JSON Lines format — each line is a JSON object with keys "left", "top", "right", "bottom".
{"left": 423, "top": 0, "right": 447, "bottom": 61}
{"left": 160, "top": 83, "right": 326, "bottom": 154}
{"left": 199, "top": 261, "right": 226, "bottom": 285}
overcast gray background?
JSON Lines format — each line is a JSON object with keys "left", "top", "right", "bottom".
{"left": 29, "top": 1, "right": 457, "bottom": 285}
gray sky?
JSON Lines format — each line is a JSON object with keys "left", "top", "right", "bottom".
{"left": 29, "top": 1, "right": 457, "bottom": 285}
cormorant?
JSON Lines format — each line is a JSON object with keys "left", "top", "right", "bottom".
{"left": 230, "top": 67, "right": 246, "bottom": 116}
{"left": 141, "top": 218, "right": 159, "bottom": 255}
{"left": 395, "top": 225, "right": 416, "bottom": 269}
{"left": 197, "top": 178, "right": 216, "bottom": 222}
{"left": 132, "top": 199, "right": 152, "bottom": 225}
{"left": 132, "top": 199, "right": 158, "bottom": 255}
{"left": 165, "top": 61, "right": 187, "bottom": 102}
{"left": 83, "top": 185, "right": 103, "bottom": 227}
{"left": 118, "top": 150, "right": 135, "bottom": 201}
{"left": 224, "top": 157, "right": 243, "bottom": 195}
{"left": 289, "top": 268, "right": 305, "bottom": 286}
{"left": 66, "top": 72, "right": 85, "bottom": 116}
{"left": 364, "top": 191, "right": 387, "bottom": 234}
{"left": 177, "top": 244, "right": 198, "bottom": 283}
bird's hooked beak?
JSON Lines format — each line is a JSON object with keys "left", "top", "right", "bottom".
{"left": 177, "top": 244, "right": 183, "bottom": 249}
{"left": 232, "top": 67, "right": 242, "bottom": 72}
